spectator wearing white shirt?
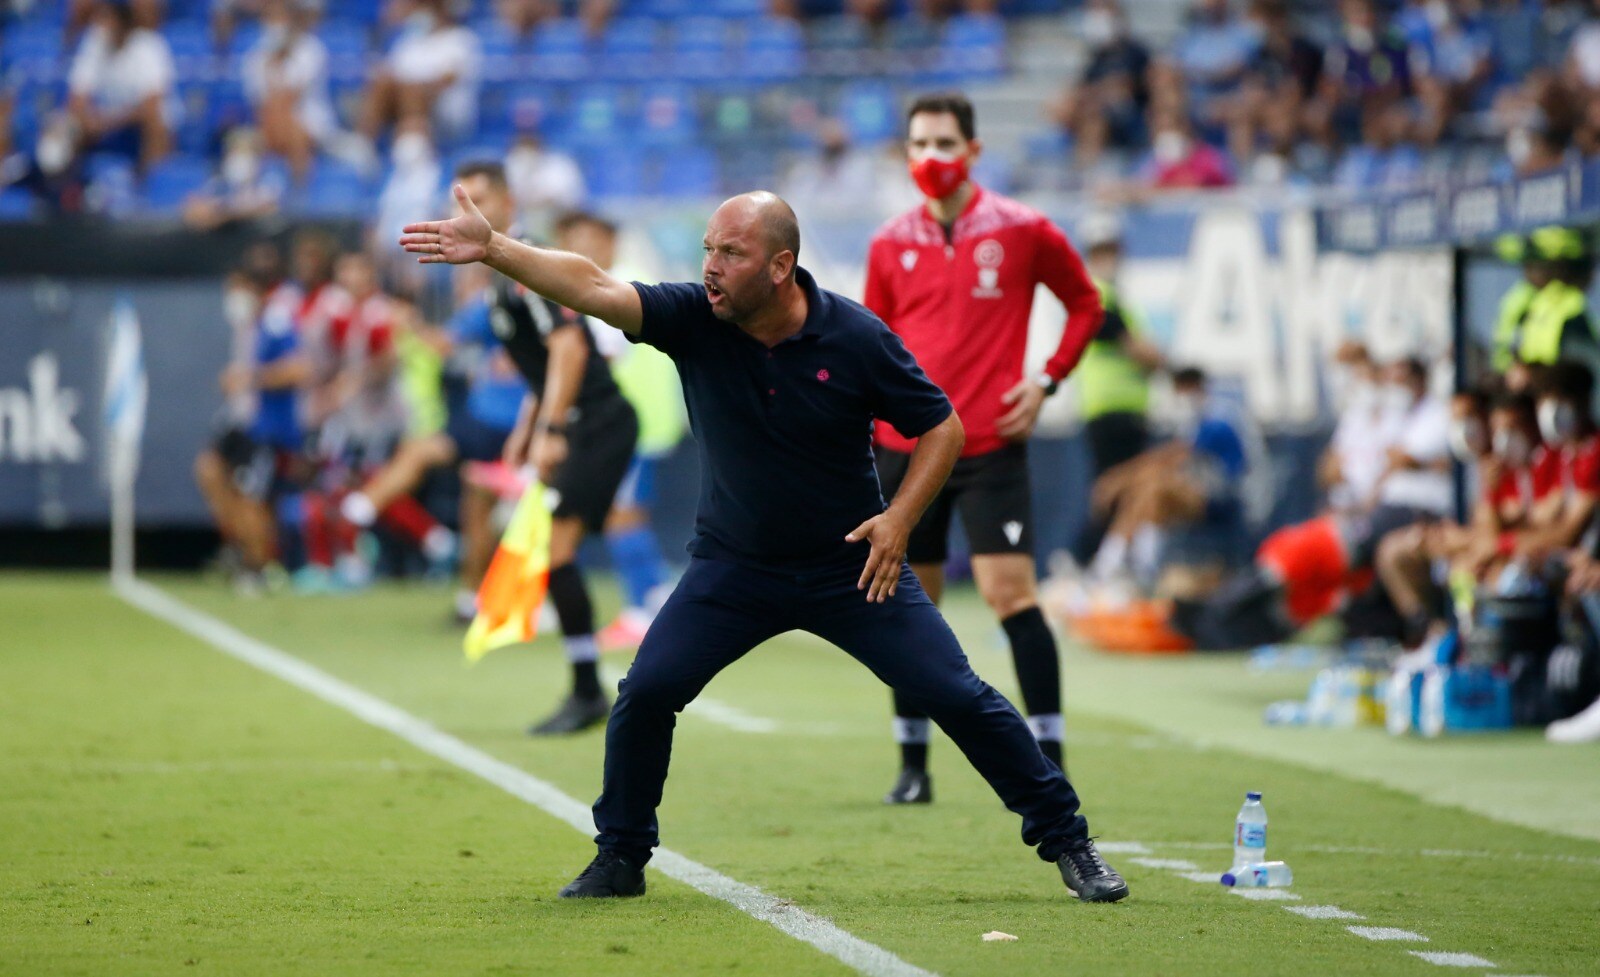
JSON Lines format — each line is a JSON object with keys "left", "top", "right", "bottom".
{"left": 244, "top": 0, "right": 337, "bottom": 182}
{"left": 373, "top": 115, "right": 443, "bottom": 297}
{"left": 182, "top": 127, "right": 287, "bottom": 231}
{"left": 1321, "top": 341, "right": 1394, "bottom": 514}
{"left": 504, "top": 131, "right": 586, "bottom": 242}
{"left": 66, "top": 0, "right": 176, "bottom": 171}
{"left": 360, "top": 0, "right": 481, "bottom": 146}
{"left": 1363, "top": 356, "right": 1454, "bottom": 554}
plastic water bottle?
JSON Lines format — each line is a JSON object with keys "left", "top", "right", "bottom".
{"left": 1221, "top": 861, "right": 1293, "bottom": 888}
{"left": 1233, "top": 791, "right": 1267, "bottom": 868}
{"left": 1263, "top": 700, "right": 1309, "bottom": 726}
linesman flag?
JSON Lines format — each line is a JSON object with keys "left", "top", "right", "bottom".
{"left": 102, "top": 295, "right": 148, "bottom": 492}
{"left": 463, "top": 484, "right": 553, "bottom": 663}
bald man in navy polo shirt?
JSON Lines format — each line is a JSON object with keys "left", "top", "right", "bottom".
{"left": 402, "top": 188, "right": 1128, "bottom": 904}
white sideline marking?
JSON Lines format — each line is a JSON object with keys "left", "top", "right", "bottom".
{"left": 1348, "top": 927, "right": 1428, "bottom": 942}
{"left": 1096, "top": 841, "right": 1152, "bottom": 855}
{"left": 1129, "top": 858, "right": 1199, "bottom": 871}
{"left": 684, "top": 697, "right": 781, "bottom": 734}
{"left": 1410, "top": 952, "right": 1497, "bottom": 968}
{"left": 1148, "top": 840, "right": 1600, "bottom": 869}
{"left": 116, "top": 578, "right": 937, "bottom": 977}
{"left": 1177, "top": 871, "right": 1223, "bottom": 884}
{"left": 1231, "top": 888, "right": 1300, "bottom": 901}
{"left": 1285, "top": 905, "right": 1364, "bottom": 920}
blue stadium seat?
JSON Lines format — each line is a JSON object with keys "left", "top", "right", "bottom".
{"left": 837, "top": 82, "right": 899, "bottom": 145}
{"left": 596, "top": 18, "right": 663, "bottom": 82}
{"left": 295, "top": 159, "right": 373, "bottom": 217}
{"left": 0, "top": 187, "right": 39, "bottom": 221}
{"left": 2, "top": 21, "right": 65, "bottom": 83}
{"left": 808, "top": 16, "right": 872, "bottom": 78}
{"left": 162, "top": 20, "right": 216, "bottom": 82}
{"left": 204, "top": 79, "right": 253, "bottom": 139}
{"left": 637, "top": 85, "right": 699, "bottom": 147}
{"left": 529, "top": 18, "right": 591, "bottom": 83}
{"left": 650, "top": 146, "right": 719, "bottom": 196}
{"left": 141, "top": 154, "right": 213, "bottom": 211}
{"left": 580, "top": 147, "right": 645, "bottom": 200}
{"left": 318, "top": 20, "right": 374, "bottom": 81}
{"left": 341, "top": 0, "right": 387, "bottom": 26}
{"left": 560, "top": 87, "right": 634, "bottom": 149}
{"left": 708, "top": 0, "right": 768, "bottom": 18}
{"left": 633, "top": 0, "right": 699, "bottom": 21}
{"left": 935, "top": 14, "right": 1006, "bottom": 82}
{"left": 670, "top": 18, "right": 734, "bottom": 82}
{"left": 740, "top": 17, "right": 805, "bottom": 82}
{"left": 7, "top": 80, "right": 64, "bottom": 149}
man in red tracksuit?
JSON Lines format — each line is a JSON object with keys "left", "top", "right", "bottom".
{"left": 865, "top": 92, "right": 1105, "bottom": 803}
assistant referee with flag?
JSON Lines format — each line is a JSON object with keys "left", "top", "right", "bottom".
{"left": 401, "top": 186, "right": 1128, "bottom": 904}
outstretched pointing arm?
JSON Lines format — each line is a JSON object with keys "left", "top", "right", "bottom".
{"left": 400, "top": 184, "right": 644, "bottom": 334}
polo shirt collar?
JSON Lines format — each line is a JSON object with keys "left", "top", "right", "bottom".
{"left": 794, "top": 265, "right": 826, "bottom": 340}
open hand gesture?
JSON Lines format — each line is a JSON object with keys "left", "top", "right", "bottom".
{"left": 846, "top": 510, "right": 912, "bottom": 603}
{"left": 400, "top": 184, "right": 492, "bottom": 265}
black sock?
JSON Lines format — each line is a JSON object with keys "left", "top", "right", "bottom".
{"left": 1002, "top": 606, "right": 1062, "bottom": 715}
{"left": 893, "top": 691, "right": 930, "bottom": 772}
{"left": 572, "top": 660, "right": 601, "bottom": 699}
{"left": 549, "top": 563, "right": 601, "bottom": 699}
{"left": 901, "top": 743, "right": 928, "bottom": 772}
{"left": 1003, "top": 606, "right": 1064, "bottom": 764}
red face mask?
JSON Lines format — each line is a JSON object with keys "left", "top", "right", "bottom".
{"left": 908, "top": 153, "right": 970, "bottom": 200}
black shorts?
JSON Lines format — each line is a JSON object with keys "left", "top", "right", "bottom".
{"left": 549, "top": 397, "right": 639, "bottom": 533}
{"left": 213, "top": 427, "right": 301, "bottom": 502}
{"left": 875, "top": 442, "right": 1033, "bottom": 564}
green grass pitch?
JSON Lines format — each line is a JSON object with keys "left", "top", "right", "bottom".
{"left": 3, "top": 571, "right": 1598, "bottom": 976}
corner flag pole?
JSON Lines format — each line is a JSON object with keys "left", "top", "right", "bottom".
{"left": 104, "top": 296, "right": 148, "bottom": 585}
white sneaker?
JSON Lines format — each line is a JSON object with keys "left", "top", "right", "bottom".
{"left": 1546, "top": 696, "right": 1600, "bottom": 743}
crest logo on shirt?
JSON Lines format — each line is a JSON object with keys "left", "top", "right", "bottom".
{"left": 901, "top": 249, "right": 918, "bottom": 271}
{"left": 1003, "top": 520, "right": 1023, "bottom": 545}
{"left": 816, "top": 369, "right": 830, "bottom": 382}
{"left": 973, "top": 239, "right": 1004, "bottom": 299}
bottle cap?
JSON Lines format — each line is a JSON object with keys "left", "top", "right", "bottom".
{"left": 1220, "top": 872, "right": 1237, "bottom": 887}
{"left": 1247, "top": 791, "right": 1262, "bottom": 801}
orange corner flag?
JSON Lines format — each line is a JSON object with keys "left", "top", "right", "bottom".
{"left": 464, "top": 484, "right": 552, "bottom": 663}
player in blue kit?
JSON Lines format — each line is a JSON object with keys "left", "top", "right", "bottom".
{"left": 400, "top": 187, "right": 1128, "bottom": 904}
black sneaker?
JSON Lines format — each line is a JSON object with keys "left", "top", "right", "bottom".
{"left": 558, "top": 852, "right": 646, "bottom": 899}
{"left": 882, "top": 768, "right": 933, "bottom": 805}
{"left": 527, "top": 693, "right": 609, "bottom": 736}
{"left": 1056, "top": 838, "right": 1129, "bottom": 903}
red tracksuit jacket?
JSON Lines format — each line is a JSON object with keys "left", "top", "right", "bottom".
{"left": 864, "top": 186, "right": 1104, "bottom": 457}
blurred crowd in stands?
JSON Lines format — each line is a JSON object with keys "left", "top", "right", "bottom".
{"left": 2, "top": 0, "right": 1594, "bottom": 219}
{"left": 1047, "top": 0, "right": 1600, "bottom": 194}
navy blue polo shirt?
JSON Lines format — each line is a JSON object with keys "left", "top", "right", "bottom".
{"left": 630, "top": 267, "right": 952, "bottom": 569}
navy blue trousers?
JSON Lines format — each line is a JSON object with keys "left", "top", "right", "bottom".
{"left": 591, "top": 555, "right": 1090, "bottom": 865}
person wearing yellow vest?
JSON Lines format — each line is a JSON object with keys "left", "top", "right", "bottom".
{"left": 1500, "top": 227, "right": 1597, "bottom": 395}
{"left": 1071, "top": 219, "right": 1164, "bottom": 563}
{"left": 554, "top": 212, "right": 689, "bottom": 650}
{"left": 1489, "top": 233, "right": 1552, "bottom": 374}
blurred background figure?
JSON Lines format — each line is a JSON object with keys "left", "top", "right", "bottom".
{"left": 66, "top": 0, "right": 175, "bottom": 173}
{"left": 360, "top": 0, "right": 480, "bottom": 148}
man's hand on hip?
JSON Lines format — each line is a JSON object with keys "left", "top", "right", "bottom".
{"left": 846, "top": 510, "right": 914, "bottom": 603}
{"left": 997, "top": 377, "right": 1047, "bottom": 441}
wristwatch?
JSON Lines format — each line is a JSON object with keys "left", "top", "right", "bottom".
{"left": 1034, "top": 372, "right": 1060, "bottom": 397}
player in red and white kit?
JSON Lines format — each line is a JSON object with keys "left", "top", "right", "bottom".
{"left": 865, "top": 93, "right": 1105, "bottom": 803}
